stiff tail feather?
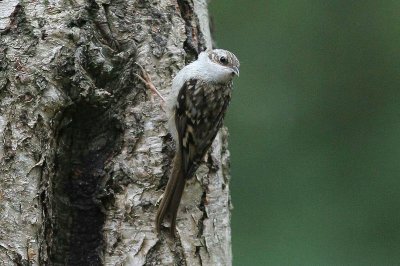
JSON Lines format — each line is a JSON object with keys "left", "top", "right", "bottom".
{"left": 155, "top": 151, "right": 186, "bottom": 236}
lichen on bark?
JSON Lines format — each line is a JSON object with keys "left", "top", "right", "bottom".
{"left": 0, "top": 0, "right": 232, "bottom": 265}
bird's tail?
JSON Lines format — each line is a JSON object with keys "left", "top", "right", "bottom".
{"left": 155, "top": 151, "right": 186, "bottom": 236}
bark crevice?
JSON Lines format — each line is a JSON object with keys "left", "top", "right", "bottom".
{"left": 49, "top": 102, "right": 122, "bottom": 265}
{"left": 177, "top": 0, "right": 206, "bottom": 61}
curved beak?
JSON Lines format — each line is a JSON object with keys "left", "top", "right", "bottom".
{"left": 232, "top": 66, "right": 240, "bottom": 77}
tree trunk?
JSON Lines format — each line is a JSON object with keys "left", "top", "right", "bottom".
{"left": 0, "top": 0, "right": 232, "bottom": 265}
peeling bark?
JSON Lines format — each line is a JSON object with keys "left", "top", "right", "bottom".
{"left": 0, "top": 0, "right": 232, "bottom": 265}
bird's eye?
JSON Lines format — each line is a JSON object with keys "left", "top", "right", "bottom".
{"left": 219, "top": 56, "right": 228, "bottom": 65}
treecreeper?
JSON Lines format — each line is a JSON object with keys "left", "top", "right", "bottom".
{"left": 136, "top": 49, "right": 240, "bottom": 237}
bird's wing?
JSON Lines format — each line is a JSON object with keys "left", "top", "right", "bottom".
{"left": 175, "top": 79, "right": 232, "bottom": 177}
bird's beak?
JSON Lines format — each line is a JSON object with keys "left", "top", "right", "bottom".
{"left": 232, "top": 66, "right": 240, "bottom": 77}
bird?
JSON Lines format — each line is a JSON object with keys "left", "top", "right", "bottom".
{"left": 136, "top": 49, "right": 240, "bottom": 236}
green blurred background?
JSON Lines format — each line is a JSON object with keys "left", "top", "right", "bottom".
{"left": 209, "top": 1, "right": 400, "bottom": 265}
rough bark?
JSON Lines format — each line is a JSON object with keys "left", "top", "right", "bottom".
{"left": 0, "top": 0, "right": 232, "bottom": 265}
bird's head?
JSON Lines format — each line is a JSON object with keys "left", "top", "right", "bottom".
{"left": 197, "top": 49, "right": 240, "bottom": 83}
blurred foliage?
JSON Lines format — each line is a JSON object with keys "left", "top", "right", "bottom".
{"left": 209, "top": 1, "right": 400, "bottom": 265}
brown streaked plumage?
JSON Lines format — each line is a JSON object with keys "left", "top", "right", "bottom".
{"left": 156, "top": 49, "right": 239, "bottom": 237}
